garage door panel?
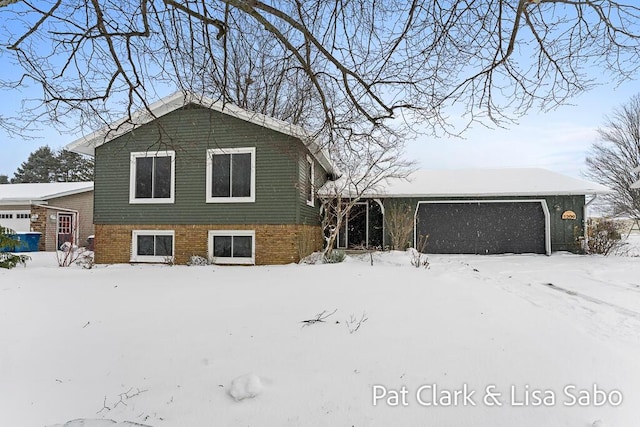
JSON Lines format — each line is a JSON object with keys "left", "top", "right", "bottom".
{"left": 416, "top": 202, "right": 546, "bottom": 255}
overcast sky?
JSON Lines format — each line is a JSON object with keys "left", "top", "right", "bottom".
{"left": 1, "top": 78, "right": 638, "bottom": 181}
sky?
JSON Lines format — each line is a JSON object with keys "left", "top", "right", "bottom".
{"left": 404, "top": 78, "right": 640, "bottom": 180}
{"left": 0, "top": 1, "right": 638, "bottom": 183}
{"left": 2, "top": 78, "right": 637, "bottom": 181}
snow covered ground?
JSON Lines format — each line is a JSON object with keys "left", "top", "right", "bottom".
{"left": 1, "top": 249, "right": 639, "bottom": 427}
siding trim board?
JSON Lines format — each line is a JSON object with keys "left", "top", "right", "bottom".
{"left": 414, "top": 199, "right": 551, "bottom": 256}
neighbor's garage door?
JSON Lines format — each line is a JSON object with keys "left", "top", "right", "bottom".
{"left": 415, "top": 201, "right": 547, "bottom": 254}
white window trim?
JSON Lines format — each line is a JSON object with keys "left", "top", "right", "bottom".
{"left": 206, "top": 147, "right": 256, "bottom": 203}
{"left": 306, "top": 154, "right": 315, "bottom": 207}
{"left": 129, "top": 150, "right": 176, "bottom": 204}
{"left": 131, "top": 230, "right": 175, "bottom": 263}
{"left": 208, "top": 230, "right": 256, "bottom": 265}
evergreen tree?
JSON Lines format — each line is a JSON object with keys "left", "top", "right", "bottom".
{"left": 11, "top": 146, "right": 93, "bottom": 183}
{"left": 11, "top": 146, "right": 57, "bottom": 183}
{"left": 55, "top": 150, "right": 94, "bottom": 182}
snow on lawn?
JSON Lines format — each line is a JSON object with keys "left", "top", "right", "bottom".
{"left": 1, "top": 251, "right": 640, "bottom": 427}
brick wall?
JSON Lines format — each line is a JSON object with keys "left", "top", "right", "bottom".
{"left": 94, "top": 223, "right": 323, "bottom": 265}
{"left": 29, "top": 205, "right": 48, "bottom": 251}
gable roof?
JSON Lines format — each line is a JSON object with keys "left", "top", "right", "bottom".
{"left": 65, "top": 91, "right": 336, "bottom": 175}
{"left": 320, "top": 168, "right": 612, "bottom": 198}
{"left": 0, "top": 182, "right": 94, "bottom": 205}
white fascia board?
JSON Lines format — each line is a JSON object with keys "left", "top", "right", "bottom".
{"left": 0, "top": 200, "right": 45, "bottom": 206}
{"left": 45, "top": 185, "right": 94, "bottom": 200}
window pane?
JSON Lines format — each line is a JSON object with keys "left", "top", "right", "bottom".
{"left": 212, "top": 154, "right": 231, "bottom": 197}
{"left": 213, "top": 235, "right": 232, "bottom": 257}
{"left": 137, "top": 235, "right": 154, "bottom": 255}
{"left": 155, "top": 235, "right": 173, "bottom": 256}
{"left": 154, "top": 156, "right": 172, "bottom": 199}
{"left": 231, "top": 153, "right": 251, "bottom": 197}
{"left": 135, "top": 157, "right": 153, "bottom": 198}
{"left": 307, "top": 160, "right": 313, "bottom": 201}
{"left": 233, "top": 236, "right": 252, "bottom": 258}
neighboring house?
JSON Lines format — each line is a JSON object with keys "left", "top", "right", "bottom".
{"left": 65, "top": 92, "right": 336, "bottom": 265}
{"left": 320, "top": 168, "right": 611, "bottom": 255}
{"left": 0, "top": 182, "right": 94, "bottom": 251}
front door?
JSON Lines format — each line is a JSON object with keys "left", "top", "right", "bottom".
{"left": 57, "top": 213, "right": 74, "bottom": 249}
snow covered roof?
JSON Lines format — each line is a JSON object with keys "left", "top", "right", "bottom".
{"left": 319, "top": 168, "right": 612, "bottom": 198}
{"left": 0, "top": 182, "right": 93, "bottom": 205}
{"left": 64, "top": 91, "right": 337, "bottom": 175}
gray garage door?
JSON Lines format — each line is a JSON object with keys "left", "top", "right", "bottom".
{"left": 415, "top": 201, "right": 547, "bottom": 254}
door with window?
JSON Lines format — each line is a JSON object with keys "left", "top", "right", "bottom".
{"left": 57, "top": 212, "right": 75, "bottom": 249}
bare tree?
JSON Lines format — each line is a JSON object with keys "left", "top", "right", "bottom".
{"left": 0, "top": 1, "right": 639, "bottom": 144}
{"left": 319, "top": 131, "right": 415, "bottom": 259}
{"left": 585, "top": 93, "right": 640, "bottom": 219}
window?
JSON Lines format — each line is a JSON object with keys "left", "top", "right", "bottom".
{"left": 306, "top": 155, "right": 315, "bottom": 207}
{"left": 16, "top": 213, "right": 30, "bottom": 219}
{"left": 131, "top": 230, "right": 174, "bottom": 263}
{"left": 208, "top": 230, "right": 255, "bottom": 264}
{"left": 129, "top": 151, "right": 175, "bottom": 203}
{"left": 206, "top": 148, "right": 255, "bottom": 203}
{"left": 0, "top": 213, "right": 13, "bottom": 219}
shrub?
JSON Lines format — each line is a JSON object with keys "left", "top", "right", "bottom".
{"left": 385, "top": 202, "right": 414, "bottom": 250}
{"left": 409, "top": 234, "right": 430, "bottom": 268}
{"left": 0, "top": 227, "right": 30, "bottom": 269}
{"left": 187, "top": 255, "right": 210, "bottom": 266}
{"left": 324, "top": 249, "right": 346, "bottom": 263}
{"left": 585, "top": 218, "right": 625, "bottom": 256}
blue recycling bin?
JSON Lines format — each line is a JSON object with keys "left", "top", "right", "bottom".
{"left": 1, "top": 232, "right": 42, "bottom": 252}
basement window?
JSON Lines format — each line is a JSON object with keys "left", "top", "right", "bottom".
{"left": 131, "top": 230, "right": 174, "bottom": 263}
{"left": 208, "top": 230, "right": 255, "bottom": 265}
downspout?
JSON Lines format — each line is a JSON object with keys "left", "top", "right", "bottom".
{"left": 583, "top": 195, "right": 598, "bottom": 253}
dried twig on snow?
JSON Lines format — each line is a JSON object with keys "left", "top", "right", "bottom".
{"left": 346, "top": 312, "right": 368, "bottom": 334}
{"left": 301, "top": 309, "right": 338, "bottom": 327}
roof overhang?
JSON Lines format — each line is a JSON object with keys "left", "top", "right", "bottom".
{"left": 0, "top": 200, "right": 46, "bottom": 206}
{"left": 65, "top": 91, "right": 336, "bottom": 176}
{"left": 318, "top": 169, "right": 614, "bottom": 199}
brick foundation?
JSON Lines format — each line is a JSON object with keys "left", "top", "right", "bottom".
{"left": 94, "top": 223, "right": 323, "bottom": 265}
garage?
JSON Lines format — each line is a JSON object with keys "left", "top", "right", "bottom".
{"left": 320, "top": 168, "right": 612, "bottom": 255}
{"left": 415, "top": 200, "right": 550, "bottom": 255}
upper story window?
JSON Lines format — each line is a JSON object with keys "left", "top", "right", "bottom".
{"left": 306, "top": 154, "right": 315, "bottom": 207}
{"left": 129, "top": 151, "right": 175, "bottom": 204}
{"left": 206, "top": 147, "right": 255, "bottom": 203}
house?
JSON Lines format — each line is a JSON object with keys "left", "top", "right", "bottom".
{"left": 65, "top": 91, "right": 336, "bottom": 265}
{"left": 0, "top": 182, "right": 94, "bottom": 251}
{"left": 319, "top": 168, "right": 612, "bottom": 255}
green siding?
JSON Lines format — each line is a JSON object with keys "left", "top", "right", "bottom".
{"left": 94, "top": 106, "right": 326, "bottom": 225}
{"left": 381, "top": 195, "right": 585, "bottom": 253}
{"left": 297, "top": 149, "right": 328, "bottom": 226}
